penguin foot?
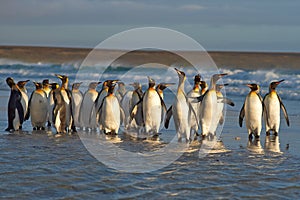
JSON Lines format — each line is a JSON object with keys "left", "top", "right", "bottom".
{"left": 5, "top": 127, "right": 13, "bottom": 132}
{"left": 248, "top": 134, "right": 253, "bottom": 141}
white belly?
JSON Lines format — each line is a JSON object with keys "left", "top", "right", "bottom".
{"left": 172, "top": 91, "right": 189, "bottom": 139}
{"left": 264, "top": 94, "right": 280, "bottom": 131}
{"left": 30, "top": 92, "right": 48, "bottom": 127}
{"left": 187, "top": 90, "right": 201, "bottom": 132}
{"left": 80, "top": 91, "right": 97, "bottom": 129}
{"left": 100, "top": 96, "right": 121, "bottom": 133}
{"left": 72, "top": 92, "right": 83, "bottom": 127}
{"left": 200, "top": 90, "right": 218, "bottom": 135}
{"left": 13, "top": 109, "right": 20, "bottom": 130}
{"left": 245, "top": 94, "right": 262, "bottom": 135}
{"left": 20, "top": 91, "right": 28, "bottom": 118}
{"left": 121, "top": 91, "right": 133, "bottom": 128}
{"left": 143, "top": 90, "right": 162, "bottom": 133}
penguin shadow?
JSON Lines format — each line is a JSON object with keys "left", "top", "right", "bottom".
{"left": 247, "top": 138, "right": 264, "bottom": 154}
{"left": 264, "top": 135, "right": 281, "bottom": 153}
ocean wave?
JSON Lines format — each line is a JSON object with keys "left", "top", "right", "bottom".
{"left": 0, "top": 63, "right": 299, "bottom": 100}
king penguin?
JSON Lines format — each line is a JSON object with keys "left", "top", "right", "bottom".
{"left": 263, "top": 80, "right": 289, "bottom": 136}
{"left": 79, "top": 81, "right": 101, "bottom": 130}
{"left": 239, "top": 84, "right": 264, "bottom": 140}
{"left": 26, "top": 82, "right": 48, "bottom": 130}
{"left": 5, "top": 77, "right": 24, "bottom": 132}
{"left": 98, "top": 83, "right": 124, "bottom": 135}
{"left": 128, "top": 82, "right": 143, "bottom": 129}
{"left": 165, "top": 68, "right": 198, "bottom": 142}
{"left": 17, "top": 80, "right": 30, "bottom": 129}
{"left": 198, "top": 74, "right": 227, "bottom": 138}
{"left": 48, "top": 83, "right": 59, "bottom": 128}
{"left": 53, "top": 74, "right": 75, "bottom": 133}
{"left": 187, "top": 74, "right": 202, "bottom": 139}
{"left": 71, "top": 82, "right": 83, "bottom": 128}
{"left": 140, "top": 77, "right": 167, "bottom": 136}
{"left": 42, "top": 79, "right": 51, "bottom": 127}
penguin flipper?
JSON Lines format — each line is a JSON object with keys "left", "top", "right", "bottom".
{"left": 164, "top": 106, "right": 173, "bottom": 129}
{"left": 155, "top": 90, "right": 167, "bottom": 123}
{"left": 219, "top": 97, "right": 235, "bottom": 106}
{"left": 277, "top": 94, "right": 290, "bottom": 126}
{"left": 239, "top": 103, "right": 245, "bottom": 127}
{"left": 25, "top": 91, "right": 34, "bottom": 120}
{"left": 219, "top": 114, "right": 224, "bottom": 125}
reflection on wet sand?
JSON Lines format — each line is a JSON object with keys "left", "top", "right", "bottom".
{"left": 264, "top": 135, "right": 281, "bottom": 153}
{"left": 247, "top": 138, "right": 264, "bottom": 154}
{"left": 199, "top": 136, "right": 229, "bottom": 156}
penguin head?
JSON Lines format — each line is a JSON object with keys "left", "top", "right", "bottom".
{"left": 72, "top": 82, "right": 83, "bottom": 90}
{"left": 6, "top": 77, "right": 15, "bottom": 88}
{"left": 103, "top": 80, "right": 119, "bottom": 89}
{"left": 156, "top": 83, "right": 175, "bottom": 91}
{"left": 147, "top": 76, "right": 156, "bottom": 88}
{"left": 247, "top": 83, "right": 260, "bottom": 92}
{"left": 194, "top": 74, "right": 202, "bottom": 84}
{"left": 211, "top": 73, "right": 227, "bottom": 84}
{"left": 42, "top": 79, "right": 49, "bottom": 86}
{"left": 174, "top": 68, "right": 186, "bottom": 81}
{"left": 108, "top": 83, "right": 116, "bottom": 95}
{"left": 50, "top": 83, "right": 60, "bottom": 90}
{"left": 89, "top": 81, "right": 101, "bottom": 89}
{"left": 199, "top": 81, "right": 208, "bottom": 90}
{"left": 269, "top": 79, "right": 284, "bottom": 91}
{"left": 55, "top": 74, "right": 69, "bottom": 85}
{"left": 33, "top": 82, "right": 43, "bottom": 90}
{"left": 216, "top": 83, "right": 228, "bottom": 92}
{"left": 130, "top": 82, "right": 141, "bottom": 90}
{"left": 17, "top": 80, "right": 30, "bottom": 89}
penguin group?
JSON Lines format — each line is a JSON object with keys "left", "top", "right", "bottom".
{"left": 5, "top": 70, "right": 289, "bottom": 143}
{"left": 239, "top": 80, "right": 290, "bottom": 140}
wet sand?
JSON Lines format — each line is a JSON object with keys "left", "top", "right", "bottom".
{"left": 1, "top": 45, "right": 300, "bottom": 69}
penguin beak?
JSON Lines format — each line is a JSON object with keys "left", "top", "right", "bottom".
{"left": 163, "top": 83, "right": 175, "bottom": 87}
{"left": 55, "top": 74, "right": 63, "bottom": 80}
{"left": 246, "top": 84, "right": 252, "bottom": 88}
{"left": 218, "top": 73, "right": 228, "bottom": 78}
{"left": 174, "top": 68, "right": 183, "bottom": 75}
{"left": 276, "top": 79, "right": 285, "bottom": 84}
{"left": 97, "top": 81, "right": 102, "bottom": 85}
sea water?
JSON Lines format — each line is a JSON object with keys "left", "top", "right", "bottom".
{"left": 0, "top": 61, "right": 299, "bottom": 199}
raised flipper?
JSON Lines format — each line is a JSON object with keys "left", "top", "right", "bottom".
{"left": 239, "top": 103, "right": 245, "bottom": 127}
{"left": 277, "top": 94, "right": 290, "bottom": 126}
{"left": 218, "top": 97, "right": 235, "bottom": 106}
{"left": 164, "top": 106, "right": 173, "bottom": 129}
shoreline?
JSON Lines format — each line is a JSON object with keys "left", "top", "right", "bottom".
{"left": 1, "top": 45, "right": 300, "bottom": 70}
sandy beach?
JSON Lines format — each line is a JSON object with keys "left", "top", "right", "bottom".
{"left": 1, "top": 45, "right": 300, "bottom": 70}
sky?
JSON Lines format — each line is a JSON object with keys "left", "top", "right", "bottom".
{"left": 0, "top": 0, "right": 300, "bottom": 52}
